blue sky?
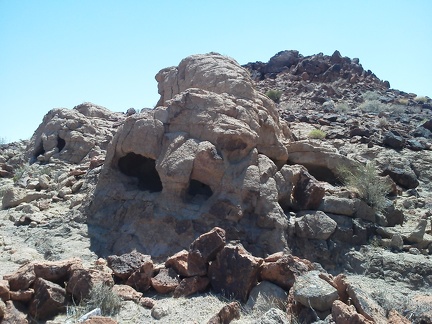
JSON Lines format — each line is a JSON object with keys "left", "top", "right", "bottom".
{"left": 1, "top": 0, "right": 431, "bottom": 142}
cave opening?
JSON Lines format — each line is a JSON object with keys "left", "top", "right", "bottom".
{"left": 33, "top": 142, "right": 45, "bottom": 161}
{"left": 57, "top": 136, "right": 66, "bottom": 152}
{"left": 118, "top": 153, "right": 163, "bottom": 192}
{"left": 186, "top": 179, "right": 213, "bottom": 202}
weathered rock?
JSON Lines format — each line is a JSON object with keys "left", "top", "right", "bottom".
{"left": 208, "top": 244, "right": 262, "bottom": 302}
{"left": 252, "top": 308, "right": 289, "bottom": 324}
{"left": 383, "top": 131, "right": 405, "bottom": 149}
{"left": 293, "top": 169, "right": 325, "bottom": 210}
{"left": 67, "top": 266, "right": 114, "bottom": 301}
{"left": 332, "top": 300, "right": 373, "bottom": 324}
{"left": 1, "top": 186, "right": 51, "bottom": 209}
{"left": 2, "top": 300, "right": 28, "bottom": 323}
{"left": 405, "top": 218, "right": 427, "bottom": 243}
{"left": 139, "top": 296, "right": 156, "bottom": 308}
{"left": 245, "top": 281, "right": 287, "bottom": 313}
{"left": 151, "top": 268, "right": 180, "bottom": 294}
{"left": 3, "top": 262, "right": 36, "bottom": 291}
{"left": 88, "top": 53, "right": 293, "bottom": 258}
{"left": 9, "top": 288, "right": 33, "bottom": 302}
{"left": 404, "top": 295, "right": 432, "bottom": 324}
{"left": 173, "top": 276, "right": 210, "bottom": 298}
{"left": 107, "top": 251, "right": 151, "bottom": 280}
{"left": 151, "top": 304, "right": 170, "bottom": 320}
{"left": 387, "top": 310, "right": 411, "bottom": 324}
{"left": 319, "top": 197, "right": 355, "bottom": 216}
{"left": 293, "top": 271, "right": 338, "bottom": 312}
{"left": 295, "top": 210, "right": 337, "bottom": 240}
{"left": 390, "top": 233, "right": 404, "bottom": 251}
{"left": 29, "top": 278, "right": 66, "bottom": 320}
{"left": 84, "top": 316, "right": 118, "bottom": 324}
{"left": 207, "top": 301, "right": 241, "bottom": 324}
{"left": 125, "top": 258, "right": 154, "bottom": 292}
{"left": 346, "top": 283, "right": 387, "bottom": 324}
{"left": 165, "top": 249, "right": 201, "bottom": 277}
{"left": 260, "top": 254, "right": 313, "bottom": 290}
{"left": 0, "top": 279, "right": 10, "bottom": 301}
{"left": 112, "top": 284, "right": 142, "bottom": 302}
{"left": 382, "top": 166, "right": 419, "bottom": 189}
{"left": 188, "top": 227, "right": 226, "bottom": 266}
{"left": 33, "top": 257, "right": 82, "bottom": 284}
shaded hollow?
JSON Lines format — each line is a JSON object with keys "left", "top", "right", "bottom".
{"left": 187, "top": 179, "right": 213, "bottom": 201}
{"left": 289, "top": 162, "right": 341, "bottom": 185}
{"left": 118, "top": 153, "right": 162, "bottom": 192}
{"left": 57, "top": 136, "right": 66, "bottom": 152}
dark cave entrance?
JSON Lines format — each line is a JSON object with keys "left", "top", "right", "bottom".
{"left": 118, "top": 153, "right": 163, "bottom": 192}
{"left": 186, "top": 179, "right": 213, "bottom": 202}
{"left": 57, "top": 136, "right": 66, "bottom": 152}
{"left": 33, "top": 142, "right": 45, "bottom": 162}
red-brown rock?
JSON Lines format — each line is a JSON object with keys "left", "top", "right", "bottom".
{"left": 112, "top": 284, "right": 142, "bottom": 302}
{"left": 387, "top": 310, "right": 411, "bottom": 324}
{"left": 67, "top": 266, "right": 114, "bottom": 301}
{"left": 332, "top": 300, "right": 373, "bottom": 324}
{"left": 33, "top": 257, "right": 82, "bottom": 284}
{"left": 0, "top": 279, "right": 10, "bottom": 301}
{"left": 2, "top": 300, "right": 28, "bottom": 323}
{"left": 260, "top": 254, "right": 313, "bottom": 290}
{"left": 173, "top": 276, "right": 210, "bottom": 298}
{"left": 208, "top": 244, "right": 262, "bottom": 302}
{"left": 107, "top": 251, "right": 151, "bottom": 280}
{"left": 9, "top": 288, "right": 34, "bottom": 302}
{"left": 29, "top": 278, "right": 66, "bottom": 320}
{"left": 165, "top": 249, "right": 206, "bottom": 277}
{"left": 139, "top": 296, "right": 156, "bottom": 308}
{"left": 125, "top": 258, "right": 154, "bottom": 292}
{"left": 151, "top": 268, "right": 180, "bottom": 294}
{"left": 207, "top": 301, "right": 241, "bottom": 324}
{"left": 3, "top": 262, "right": 36, "bottom": 291}
{"left": 189, "top": 227, "right": 226, "bottom": 263}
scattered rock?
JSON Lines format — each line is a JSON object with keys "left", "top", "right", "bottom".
{"left": 207, "top": 301, "right": 241, "bottom": 324}
{"left": 29, "top": 278, "right": 66, "bottom": 320}
{"left": 151, "top": 268, "right": 180, "bottom": 294}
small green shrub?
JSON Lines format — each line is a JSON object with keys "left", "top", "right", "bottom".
{"left": 337, "top": 162, "right": 389, "bottom": 212}
{"left": 308, "top": 129, "right": 326, "bottom": 139}
{"left": 335, "top": 102, "right": 350, "bottom": 113}
{"left": 414, "top": 96, "right": 428, "bottom": 104}
{"left": 67, "top": 284, "right": 122, "bottom": 321}
{"left": 362, "top": 91, "right": 381, "bottom": 101}
{"left": 359, "top": 99, "right": 387, "bottom": 113}
{"left": 396, "top": 98, "right": 409, "bottom": 105}
{"left": 266, "top": 89, "right": 283, "bottom": 103}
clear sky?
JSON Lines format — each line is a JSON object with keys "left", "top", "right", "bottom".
{"left": 1, "top": 0, "right": 431, "bottom": 143}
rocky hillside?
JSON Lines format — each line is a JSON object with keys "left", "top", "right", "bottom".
{"left": 0, "top": 51, "right": 431, "bottom": 323}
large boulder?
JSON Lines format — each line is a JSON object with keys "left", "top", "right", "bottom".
{"left": 87, "top": 53, "right": 302, "bottom": 258}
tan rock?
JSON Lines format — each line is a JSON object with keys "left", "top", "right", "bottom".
{"left": 139, "top": 296, "right": 156, "bottom": 309}
{"left": 387, "top": 309, "right": 411, "bottom": 324}
{"left": 173, "top": 276, "right": 210, "bottom": 298}
{"left": 207, "top": 301, "right": 241, "bottom": 324}
{"left": 3, "top": 262, "right": 36, "bottom": 291}
{"left": 332, "top": 300, "right": 374, "bottom": 324}
{"left": 347, "top": 283, "right": 387, "bottom": 324}
{"left": 2, "top": 300, "right": 28, "bottom": 323}
{"left": 112, "top": 284, "right": 142, "bottom": 302}
{"left": 9, "top": 288, "right": 33, "bottom": 302}
{"left": 84, "top": 316, "right": 118, "bottom": 324}
{"left": 0, "top": 279, "right": 10, "bottom": 301}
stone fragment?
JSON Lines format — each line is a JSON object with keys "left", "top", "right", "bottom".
{"left": 165, "top": 249, "right": 206, "bottom": 277}
{"left": 405, "top": 218, "right": 427, "bottom": 243}
{"left": 67, "top": 266, "right": 114, "bottom": 301}
{"left": 84, "top": 316, "right": 118, "bottom": 324}
{"left": 295, "top": 210, "right": 337, "bottom": 240}
{"left": 208, "top": 244, "right": 262, "bottom": 302}
{"left": 3, "top": 262, "right": 36, "bottom": 291}
{"left": 207, "top": 301, "right": 241, "bottom": 324}
{"left": 254, "top": 308, "right": 289, "bottom": 324}
{"left": 245, "top": 281, "right": 287, "bottom": 313}
{"left": 346, "top": 283, "right": 387, "bottom": 324}
{"left": 29, "top": 278, "right": 66, "bottom": 320}
{"left": 387, "top": 309, "right": 411, "bottom": 324}
{"left": 260, "top": 254, "right": 313, "bottom": 290}
{"left": 293, "top": 271, "right": 338, "bottom": 311}
{"left": 139, "top": 297, "right": 156, "bottom": 308}
{"left": 112, "top": 284, "right": 142, "bottom": 302}
{"left": 0, "top": 280, "right": 10, "bottom": 301}
{"left": 151, "top": 268, "right": 180, "bottom": 294}
{"left": 34, "top": 257, "right": 82, "bottom": 283}
{"left": 390, "top": 233, "right": 404, "bottom": 250}
{"left": 2, "top": 300, "right": 29, "bottom": 323}
{"left": 151, "top": 304, "right": 170, "bottom": 320}
{"left": 107, "top": 251, "right": 151, "bottom": 280}
{"left": 319, "top": 197, "right": 355, "bottom": 216}
{"left": 125, "top": 258, "right": 154, "bottom": 292}
{"left": 382, "top": 166, "right": 419, "bottom": 189}
{"left": 332, "top": 300, "right": 373, "bottom": 324}
{"left": 293, "top": 169, "right": 325, "bottom": 210}
{"left": 173, "top": 276, "right": 210, "bottom": 297}
{"left": 9, "top": 289, "right": 33, "bottom": 302}
{"left": 383, "top": 131, "right": 405, "bottom": 149}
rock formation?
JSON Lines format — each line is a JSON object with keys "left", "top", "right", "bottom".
{"left": 87, "top": 53, "right": 326, "bottom": 258}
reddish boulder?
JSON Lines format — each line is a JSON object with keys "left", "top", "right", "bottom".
{"left": 139, "top": 296, "right": 157, "bottom": 308}
{"left": 173, "top": 276, "right": 210, "bottom": 298}
{"left": 0, "top": 279, "right": 10, "bottom": 301}
{"left": 107, "top": 251, "right": 151, "bottom": 280}
{"left": 2, "top": 300, "right": 28, "bottom": 323}
{"left": 3, "top": 262, "right": 36, "bottom": 291}
{"left": 260, "top": 254, "right": 313, "bottom": 290}
{"left": 84, "top": 316, "right": 118, "bottom": 324}
{"left": 125, "top": 258, "right": 154, "bottom": 292}
{"left": 207, "top": 301, "right": 241, "bottom": 324}
{"left": 151, "top": 268, "right": 180, "bottom": 294}
{"left": 189, "top": 227, "right": 226, "bottom": 263}
{"left": 67, "top": 266, "right": 114, "bottom": 301}
{"left": 33, "top": 257, "right": 82, "bottom": 284}
{"left": 9, "top": 288, "right": 34, "bottom": 302}
{"left": 29, "top": 278, "right": 66, "bottom": 320}
{"left": 112, "top": 284, "right": 142, "bottom": 302}
{"left": 165, "top": 249, "right": 206, "bottom": 277}
{"left": 208, "top": 244, "right": 262, "bottom": 302}
{"left": 332, "top": 300, "right": 373, "bottom": 324}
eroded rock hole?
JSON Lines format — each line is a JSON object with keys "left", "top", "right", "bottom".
{"left": 187, "top": 179, "right": 213, "bottom": 201}
{"left": 57, "top": 136, "right": 66, "bottom": 152}
{"left": 32, "top": 142, "right": 45, "bottom": 162}
{"left": 118, "top": 153, "right": 162, "bottom": 192}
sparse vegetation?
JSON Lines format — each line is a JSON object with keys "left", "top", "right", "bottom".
{"left": 359, "top": 99, "right": 387, "bottom": 113}
{"left": 362, "top": 91, "right": 381, "bottom": 101}
{"left": 13, "top": 165, "right": 29, "bottom": 183}
{"left": 337, "top": 161, "right": 390, "bottom": 212}
{"left": 414, "top": 96, "right": 428, "bottom": 104}
{"left": 335, "top": 102, "right": 350, "bottom": 113}
{"left": 396, "top": 98, "right": 409, "bottom": 105}
{"left": 266, "top": 89, "right": 283, "bottom": 103}
{"left": 308, "top": 129, "right": 326, "bottom": 139}
{"left": 0, "top": 137, "right": 7, "bottom": 145}
{"left": 67, "top": 283, "right": 122, "bottom": 321}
